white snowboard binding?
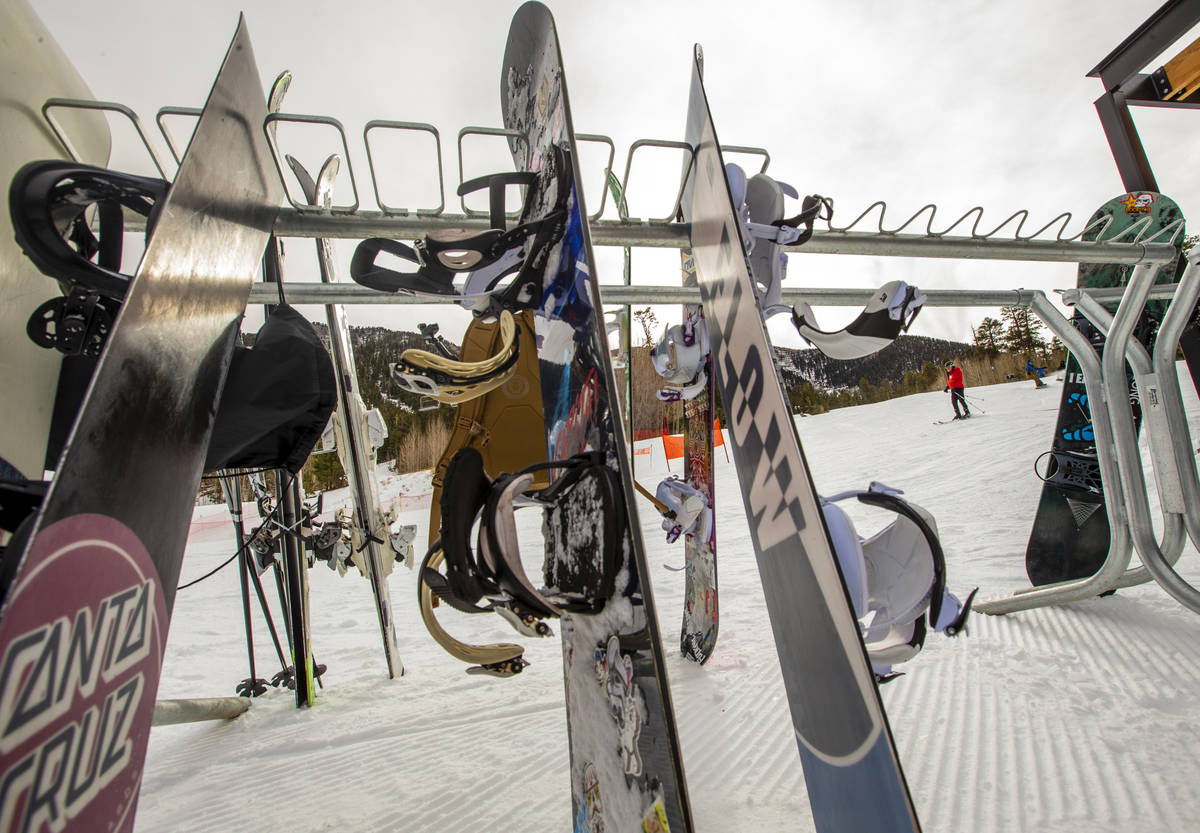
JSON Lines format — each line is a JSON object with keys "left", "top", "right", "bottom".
{"left": 653, "top": 476, "right": 713, "bottom": 544}
{"left": 820, "top": 482, "right": 977, "bottom": 681}
{"left": 650, "top": 314, "right": 710, "bottom": 402}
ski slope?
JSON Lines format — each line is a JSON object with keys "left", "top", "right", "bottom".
{"left": 139, "top": 366, "right": 1200, "bottom": 832}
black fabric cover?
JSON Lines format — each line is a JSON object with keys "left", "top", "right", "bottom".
{"left": 203, "top": 305, "right": 336, "bottom": 474}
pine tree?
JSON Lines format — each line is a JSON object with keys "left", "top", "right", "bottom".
{"left": 1000, "top": 306, "right": 1051, "bottom": 361}
{"left": 973, "top": 316, "right": 1005, "bottom": 355}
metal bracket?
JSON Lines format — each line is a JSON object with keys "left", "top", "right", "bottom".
{"left": 263, "top": 112, "right": 360, "bottom": 214}
{"left": 363, "top": 120, "right": 445, "bottom": 217}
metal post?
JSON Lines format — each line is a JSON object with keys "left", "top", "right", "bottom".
{"left": 1150, "top": 256, "right": 1200, "bottom": 552}
{"left": 1072, "top": 291, "right": 1185, "bottom": 589}
{"left": 152, "top": 697, "right": 251, "bottom": 727}
{"left": 976, "top": 291, "right": 1134, "bottom": 615}
{"left": 1100, "top": 261, "right": 1200, "bottom": 613}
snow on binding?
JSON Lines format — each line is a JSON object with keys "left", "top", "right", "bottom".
{"left": 1024, "top": 192, "right": 1185, "bottom": 586}
{"left": 500, "top": 4, "right": 693, "bottom": 830}
{"left": 681, "top": 43, "right": 922, "bottom": 831}
{"left": 0, "top": 18, "right": 278, "bottom": 832}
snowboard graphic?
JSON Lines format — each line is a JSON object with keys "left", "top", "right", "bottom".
{"left": 501, "top": 4, "right": 693, "bottom": 831}
{"left": 0, "top": 19, "right": 279, "bottom": 832}
{"left": 1025, "top": 192, "right": 1185, "bottom": 586}
{"left": 682, "top": 43, "right": 921, "bottom": 832}
{"left": 678, "top": 249, "right": 719, "bottom": 663}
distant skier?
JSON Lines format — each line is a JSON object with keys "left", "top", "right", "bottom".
{"left": 944, "top": 361, "right": 970, "bottom": 420}
{"left": 1025, "top": 359, "right": 1048, "bottom": 388}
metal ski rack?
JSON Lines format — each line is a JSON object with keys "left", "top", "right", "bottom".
{"left": 39, "top": 97, "right": 1198, "bottom": 618}
{"left": 974, "top": 259, "right": 1200, "bottom": 615}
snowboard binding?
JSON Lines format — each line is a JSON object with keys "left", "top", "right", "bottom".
{"left": 651, "top": 476, "right": 712, "bottom": 544}
{"left": 389, "top": 309, "right": 523, "bottom": 403}
{"left": 792, "top": 279, "right": 927, "bottom": 360}
{"left": 727, "top": 164, "right": 831, "bottom": 319}
{"left": 650, "top": 314, "right": 710, "bottom": 402}
{"left": 10, "top": 160, "right": 168, "bottom": 356}
{"left": 1035, "top": 448, "right": 1102, "bottom": 495}
{"left": 349, "top": 146, "right": 572, "bottom": 316}
{"left": 820, "top": 482, "right": 977, "bottom": 680}
{"left": 418, "top": 447, "right": 624, "bottom": 674}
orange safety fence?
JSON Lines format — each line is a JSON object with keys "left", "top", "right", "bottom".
{"left": 662, "top": 418, "right": 726, "bottom": 463}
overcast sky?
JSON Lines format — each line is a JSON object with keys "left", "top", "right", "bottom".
{"left": 28, "top": 0, "right": 1199, "bottom": 348}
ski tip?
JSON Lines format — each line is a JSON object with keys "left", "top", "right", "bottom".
{"left": 268, "top": 70, "right": 293, "bottom": 113}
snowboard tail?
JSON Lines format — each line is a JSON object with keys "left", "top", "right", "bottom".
{"left": 0, "top": 18, "right": 279, "bottom": 832}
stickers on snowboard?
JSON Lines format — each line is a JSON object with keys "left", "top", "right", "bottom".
{"left": 501, "top": 4, "right": 693, "bottom": 830}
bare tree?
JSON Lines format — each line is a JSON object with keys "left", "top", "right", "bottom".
{"left": 633, "top": 307, "right": 659, "bottom": 347}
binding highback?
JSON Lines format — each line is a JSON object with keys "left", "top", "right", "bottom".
{"left": 821, "top": 482, "right": 976, "bottom": 680}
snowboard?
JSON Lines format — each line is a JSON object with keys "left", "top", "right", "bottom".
{"left": 1025, "top": 192, "right": 1185, "bottom": 586}
{"left": 0, "top": 18, "right": 279, "bottom": 832}
{"left": 0, "top": 0, "right": 110, "bottom": 480}
{"left": 678, "top": 249, "right": 719, "bottom": 664}
{"left": 287, "top": 154, "right": 404, "bottom": 680}
{"left": 501, "top": 5, "right": 693, "bottom": 831}
{"left": 682, "top": 44, "right": 921, "bottom": 832}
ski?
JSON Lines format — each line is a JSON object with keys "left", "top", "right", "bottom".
{"left": 287, "top": 153, "right": 404, "bottom": 679}
{"left": 681, "top": 43, "right": 921, "bottom": 831}
{"left": 1025, "top": 192, "right": 1185, "bottom": 586}
{"left": 0, "top": 17, "right": 278, "bottom": 832}
{"left": 260, "top": 70, "right": 318, "bottom": 708}
{"left": 677, "top": 250, "right": 718, "bottom": 663}
{"left": 501, "top": 4, "right": 692, "bottom": 830}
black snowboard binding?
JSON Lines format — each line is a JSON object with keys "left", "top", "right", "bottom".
{"left": 1035, "top": 448, "right": 1102, "bottom": 495}
{"left": 419, "top": 447, "right": 624, "bottom": 673}
{"left": 10, "top": 160, "right": 168, "bottom": 357}
{"left": 349, "top": 146, "right": 572, "bottom": 316}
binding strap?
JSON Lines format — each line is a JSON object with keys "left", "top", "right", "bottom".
{"left": 437, "top": 447, "right": 501, "bottom": 610}
{"left": 791, "top": 280, "right": 926, "bottom": 361}
{"left": 349, "top": 148, "right": 570, "bottom": 313}
{"left": 855, "top": 487, "right": 948, "bottom": 629}
{"left": 9, "top": 159, "right": 167, "bottom": 300}
{"left": 390, "top": 310, "right": 522, "bottom": 403}
{"left": 418, "top": 543, "right": 529, "bottom": 676}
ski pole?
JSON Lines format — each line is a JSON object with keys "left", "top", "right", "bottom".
{"left": 965, "top": 395, "right": 987, "bottom": 414}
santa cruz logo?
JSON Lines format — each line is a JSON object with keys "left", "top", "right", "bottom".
{"left": 1123, "top": 193, "right": 1154, "bottom": 214}
{"left": 0, "top": 515, "right": 165, "bottom": 833}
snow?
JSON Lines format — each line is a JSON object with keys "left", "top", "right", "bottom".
{"left": 139, "top": 366, "right": 1200, "bottom": 832}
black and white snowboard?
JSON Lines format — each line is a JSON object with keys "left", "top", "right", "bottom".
{"left": 682, "top": 44, "right": 921, "bottom": 832}
{"left": 501, "top": 5, "right": 692, "bottom": 831}
{"left": 0, "top": 19, "right": 279, "bottom": 832}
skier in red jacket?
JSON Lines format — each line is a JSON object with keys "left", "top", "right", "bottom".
{"left": 944, "top": 361, "right": 970, "bottom": 420}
